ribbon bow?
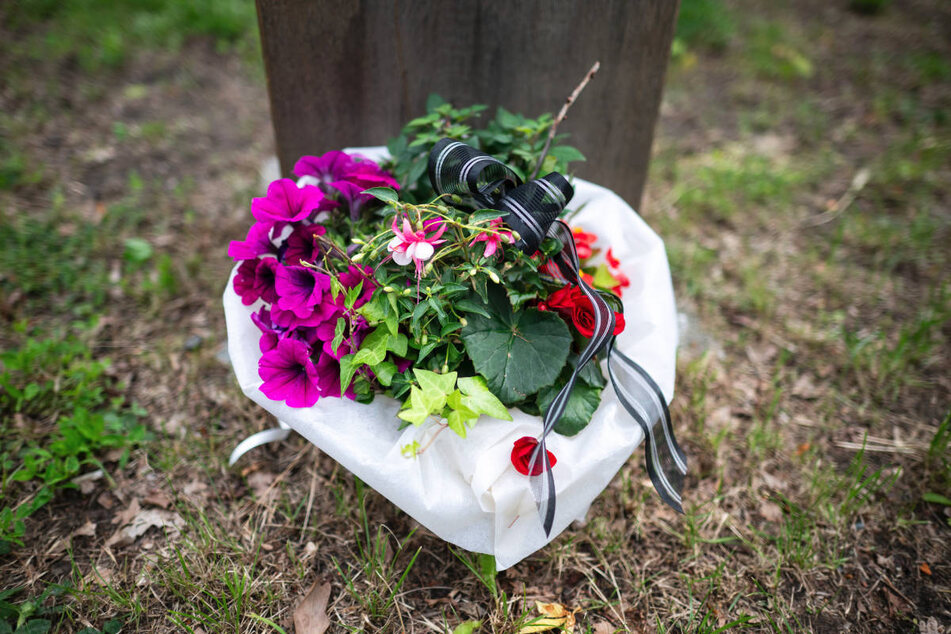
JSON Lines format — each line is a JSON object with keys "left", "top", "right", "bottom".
{"left": 429, "top": 139, "right": 687, "bottom": 535}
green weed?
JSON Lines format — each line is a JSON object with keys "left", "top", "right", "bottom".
{"left": 674, "top": 0, "right": 736, "bottom": 53}
{"left": 8, "top": 0, "right": 259, "bottom": 72}
{"left": 0, "top": 330, "right": 148, "bottom": 545}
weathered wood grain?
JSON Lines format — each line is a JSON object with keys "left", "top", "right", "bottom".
{"left": 256, "top": 0, "right": 678, "bottom": 209}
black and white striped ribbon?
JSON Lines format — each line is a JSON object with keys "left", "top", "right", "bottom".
{"left": 429, "top": 138, "right": 687, "bottom": 535}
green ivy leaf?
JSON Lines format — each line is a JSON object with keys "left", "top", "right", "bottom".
{"left": 456, "top": 376, "right": 512, "bottom": 421}
{"left": 339, "top": 354, "right": 358, "bottom": 392}
{"left": 413, "top": 368, "right": 457, "bottom": 400}
{"left": 331, "top": 317, "right": 346, "bottom": 355}
{"left": 373, "top": 361, "right": 397, "bottom": 387}
{"left": 460, "top": 286, "right": 571, "bottom": 404}
{"left": 352, "top": 327, "right": 389, "bottom": 366}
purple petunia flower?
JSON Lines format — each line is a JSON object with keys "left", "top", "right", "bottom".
{"left": 252, "top": 178, "right": 330, "bottom": 229}
{"left": 251, "top": 307, "right": 281, "bottom": 352}
{"left": 228, "top": 221, "right": 276, "bottom": 261}
{"left": 258, "top": 338, "right": 321, "bottom": 407}
{"left": 233, "top": 257, "right": 280, "bottom": 306}
{"left": 282, "top": 222, "right": 326, "bottom": 267}
{"left": 275, "top": 265, "right": 331, "bottom": 318}
{"left": 294, "top": 151, "right": 358, "bottom": 191}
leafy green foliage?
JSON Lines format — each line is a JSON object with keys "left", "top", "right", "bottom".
{"left": 460, "top": 286, "right": 571, "bottom": 405}
{"left": 0, "top": 332, "right": 148, "bottom": 545}
{"left": 397, "top": 370, "right": 510, "bottom": 437}
{"left": 385, "top": 95, "right": 586, "bottom": 202}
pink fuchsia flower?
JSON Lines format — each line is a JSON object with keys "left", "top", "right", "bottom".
{"left": 258, "top": 338, "right": 321, "bottom": 407}
{"left": 282, "top": 223, "right": 326, "bottom": 267}
{"left": 387, "top": 216, "right": 447, "bottom": 276}
{"left": 275, "top": 265, "right": 331, "bottom": 318}
{"left": 228, "top": 221, "right": 275, "bottom": 261}
{"left": 252, "top": 178, "right": 331, "bottom": 229}
{"left": 233, "top": 257, "right": 280, "bottom": 306}
{"left": 469, "top": 217, "right": 512, "bottom": 258}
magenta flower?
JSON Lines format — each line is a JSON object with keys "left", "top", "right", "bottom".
{"left": 275, "top": 265, "right": 331, "bottom": 318}
{"left": 270, "top": 304, "right": 336, "bottom": 329}
{"left": 251, "top": 308, "right": 280, "bottom": 352}
{"left": 470, "top": 217, "right": 512, "bottom": 259}
{"left": 252, "top": 179, "right": 330, "bottom": 228}
{"left": 282, "top": 223, "right": 326, "bottom": 267}
{"left": 229, "top": 222, "right": 275, "bottom": 261}
{"left": 233, "top": 257, "right": 279, "bottom": 306}
{"left": 258, "top": 338, "right": 320, "bottom": 407}
{"left": 387, "top": 216, "right": 447, "bottom": 276}
{"left": 314, "top": 351, "right": 357, "bottom": 399}
{"left": 294, "top": 151, "right": 358, "bottom": 191}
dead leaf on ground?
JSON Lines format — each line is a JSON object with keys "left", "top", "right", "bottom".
{"left": 71, "top": 469, "right": 104, "bottom": 495}
{"left": 106, "top": 503, "right": 183, "bottom": 547}
{"left": 182, "top": 479, "right": 209, "bottom": 499}
{"left": 759, "top": 500, "right": 784, "bottom": 522}
{"left": 111, "top": 499, "right": 141, "bottom": 526}
{"left": 73, "top": 520, "right": 97, "bottom": 538}
{"left": 143, "top": 490, "right": 172, "bottom": 509}
{"left": 592, "top": 621, "right": 615, "bottom": 634}
{"left": 919, "top": 562, "right": 931, "bottom": 576}
{"left": 97, "top": 492, "right": 115, "bottom": 509}
{"left": 294, "top": 580, "right": 331, "bottom": 634}
{"left": 247, "top": 470, "right": 277, "bottom": 501}
{"left": 519, "top": 602, "right": 580, "bottom": 634}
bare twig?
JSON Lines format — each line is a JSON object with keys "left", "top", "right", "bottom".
{"left": 530, "top": 61, "right": 601, "bottom": 180}
{"left": 802, "top": 167, "right": 870, "bottom": 227}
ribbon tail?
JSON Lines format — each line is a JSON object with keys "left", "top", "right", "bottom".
{"left": 606, "top": 340, "right": 686, "bottom": 513}
{"left": 228, "top": 420, "right": 294, "bottom": 466}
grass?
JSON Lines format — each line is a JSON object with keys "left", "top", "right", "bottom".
{"left": 1, "top": 0, "right": 950, "bottom": 631}
{"left": 5, "top": 0, "right": 259, "bottom": 72}
{"left": 0, "top": 327, "right": 148, "bottom": 546}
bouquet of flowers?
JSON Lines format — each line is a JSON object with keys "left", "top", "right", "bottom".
{"left": 224, "top": 99, "right": 686, "bottom": 568}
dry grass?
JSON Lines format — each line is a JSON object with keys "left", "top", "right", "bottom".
{"left": 1, "top": 0, "right": 949, "bottom": 632}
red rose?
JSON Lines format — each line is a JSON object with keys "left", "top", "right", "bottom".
{"left": 511, "top": 436, "right": 557, "bottom": 476}
{"left": 546, "top": 285, "right": 575, "bottom": 313}
{"left": 547, "top": 285, "right": 626, "bottom": 338}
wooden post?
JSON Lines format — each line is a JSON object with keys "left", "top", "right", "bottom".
{"left": 256, "top": 0, "right": 678, "bottom": 209}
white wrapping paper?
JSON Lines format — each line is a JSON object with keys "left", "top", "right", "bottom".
{"left": 223, "top": 156, "right": 678, "bottom": 570}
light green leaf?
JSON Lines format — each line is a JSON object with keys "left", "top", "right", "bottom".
{"left": 123, "top": 237, "right": 153, "bottom": 263}
{"left": 373, "top": 361, "right": 397, "bottom": 387}
{"left": 397, "top": 386, "right": 438, "bottom": 426}
{"left": 339, "top": 354, "right": 358, "bottom": 392}
{"left": 387, "top": 332, "right": 408, "bottom": 357}
{"left": 451, "top": 621, "right": 481, "bottom": 634}
{"left": 457, "top": 376, "right": 512, "bottom": 421}
{"left": 548, "top": 145, "right": 587, "bottom": 164}
{"left": 592, "top": 262, "right": 621, "bottom": 288}
{"left": 331, "top": 317, "right": 346, "bottom": 355}
{"left": 413, "top": 368, "right": 457, "bottom": 399}
{"left": 352, "top": 327, "right": 389, "bottom": 366}
{"left": 362, "top": 187, "right": 399, "bottom": 203}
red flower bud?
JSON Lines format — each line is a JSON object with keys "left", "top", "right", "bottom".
{"left": 511, "top": 436, "right": 557, "bottom": 476}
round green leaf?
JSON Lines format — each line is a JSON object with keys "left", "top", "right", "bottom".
{"left": 460, "top": 286, "right": 571, "bottom": 404}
